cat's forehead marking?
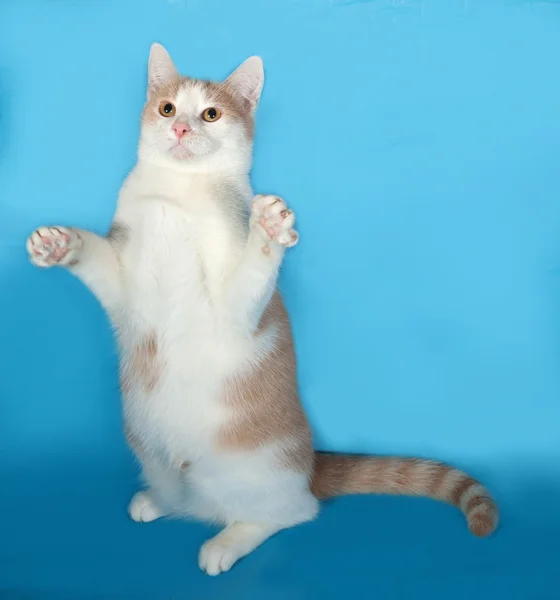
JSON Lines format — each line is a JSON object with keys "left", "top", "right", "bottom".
{"left": 141, "top": 76, "right": 253, "bottom": 137}
{"left": 175, "top": 79, "right": 252, "bottom": 135}
{"left": 175, "top": 79, "right": 212, "bottom": 111}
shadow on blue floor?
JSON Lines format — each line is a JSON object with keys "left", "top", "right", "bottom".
{"left": 1, "top": 458, "right": 559, "bottom": 600}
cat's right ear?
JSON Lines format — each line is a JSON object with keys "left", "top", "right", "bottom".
{"left": 148, "top": 43, "right": 178, "bottom": 98}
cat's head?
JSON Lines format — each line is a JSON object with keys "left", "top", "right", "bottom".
{"left": 139, "top": 44, "right": 263, "bottom": 173}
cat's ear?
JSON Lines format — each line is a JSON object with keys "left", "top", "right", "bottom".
{"left": 148, "top": 43, "right": 179, "bottom": 97}
{"left": 225, "top": 57, "right": 264, "bottom": 111}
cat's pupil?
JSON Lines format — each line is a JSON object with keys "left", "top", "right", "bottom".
{"left": 164, "top": 103, "right": 173, "bottom": 114}
{"left": 207, "top": 109, "right": 217, "bottom": 119}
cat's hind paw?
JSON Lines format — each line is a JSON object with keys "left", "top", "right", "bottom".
{"left": 128, "top": 491, "right": 165, "bottom": 523}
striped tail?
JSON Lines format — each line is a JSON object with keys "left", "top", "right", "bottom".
{"left": 311, "top": 452, "right": 498, "bottom": 537}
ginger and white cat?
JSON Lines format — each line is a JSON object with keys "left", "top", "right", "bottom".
{"left": 26, "top": 44, "right": 498, "bottom": 575}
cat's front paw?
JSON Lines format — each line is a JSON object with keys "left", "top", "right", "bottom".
{"left": 26, "top": 226, "right": 82, "bottom": 268}
{"left": 251, "top": 195, "right": 299, "bottom": 248}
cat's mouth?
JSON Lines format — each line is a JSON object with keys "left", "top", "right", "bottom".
{"left": 169, "top": 142, "right": 193, "bottom": 159}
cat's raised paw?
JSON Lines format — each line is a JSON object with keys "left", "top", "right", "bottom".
{"left": 128, "top": 491, "right": 165, "bottom": 523}
{"left": 26, "top": 226, "right": 82, "bottom": 268}
{"left": 251, "top": 195, "right": 299, "bottom": 248}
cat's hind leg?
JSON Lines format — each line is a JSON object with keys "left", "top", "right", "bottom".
{"left": 128, "top": 455, "right": 190, "bottom": 524}
{"left": 128, "top": 490, "right": 166, "bottom": 523}
{"left": 198, "top": 521, "right": 283, "bottom": 576}
{"left": 197, "top": 472, "right": 319, "bottom": 575}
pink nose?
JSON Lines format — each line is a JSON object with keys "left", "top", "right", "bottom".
{"left": 172, "top": 122, "right": 191, "bottom": 140}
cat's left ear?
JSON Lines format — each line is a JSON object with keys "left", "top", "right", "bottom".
{"left": 225, "top": 57, "right": 264, "bottom": 111}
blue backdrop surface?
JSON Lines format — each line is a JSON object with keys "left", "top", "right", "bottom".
{"left": 1, "top": 0, "right": 559, "bottom": 598}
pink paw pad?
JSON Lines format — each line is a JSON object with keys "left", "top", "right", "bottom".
{"left": 26, "top": 226, "right": 81, "bottom": 268}
{"left": 251, "top": 195, "right": 299, "bottom": 248}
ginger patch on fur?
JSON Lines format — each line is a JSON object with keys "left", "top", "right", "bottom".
{"left": 217, "top": 293, "right": 313, "bottom": 473}
{"left": 120, "top": 332, "right": 163, "bottom": 393}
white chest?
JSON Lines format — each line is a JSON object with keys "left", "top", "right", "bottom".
{"left": 114, "top": 180, "right": 251, "bottom": 464}
{"left": 120, "top": 196, "right": 239, "bottom": 329}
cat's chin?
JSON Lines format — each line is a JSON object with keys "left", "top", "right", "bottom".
{"left": 169, "top": 144, "right": 194, "bottom": 160}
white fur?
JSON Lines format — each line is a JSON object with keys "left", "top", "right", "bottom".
{"left": 26, "top": 46, "right": 318, "bottom": 575}
{"left": 139, "top": 83, "right": 252, "bottom": 172}
{"left": 199, "top": 521, "right": 282, "bottom": 576}
{"left": 128, "top": 491, "right": 164, "bottom": 523}
{"left": 110, "top": 165, "right": 317, "bottom": 531}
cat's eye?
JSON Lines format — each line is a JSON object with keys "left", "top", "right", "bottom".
{"left": 201, "top": 107, "right": 222, "bottom": 122}
{"left": 159, "top": 102, "right": 176, "bottom": 117}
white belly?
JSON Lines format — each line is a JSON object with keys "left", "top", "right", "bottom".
{"left": 116, "top": 196, "right": 249, "bottom": 464}
{"left": 111, "top": 194, "right": 317, "bottom": 527}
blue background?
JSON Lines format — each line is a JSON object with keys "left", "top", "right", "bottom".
{"left": 1, "top": 0, "right": 559, "bottom": 598}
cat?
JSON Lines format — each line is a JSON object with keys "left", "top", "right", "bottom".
{"left": 26, "top": 43, "right": 498, "bottom": 575}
